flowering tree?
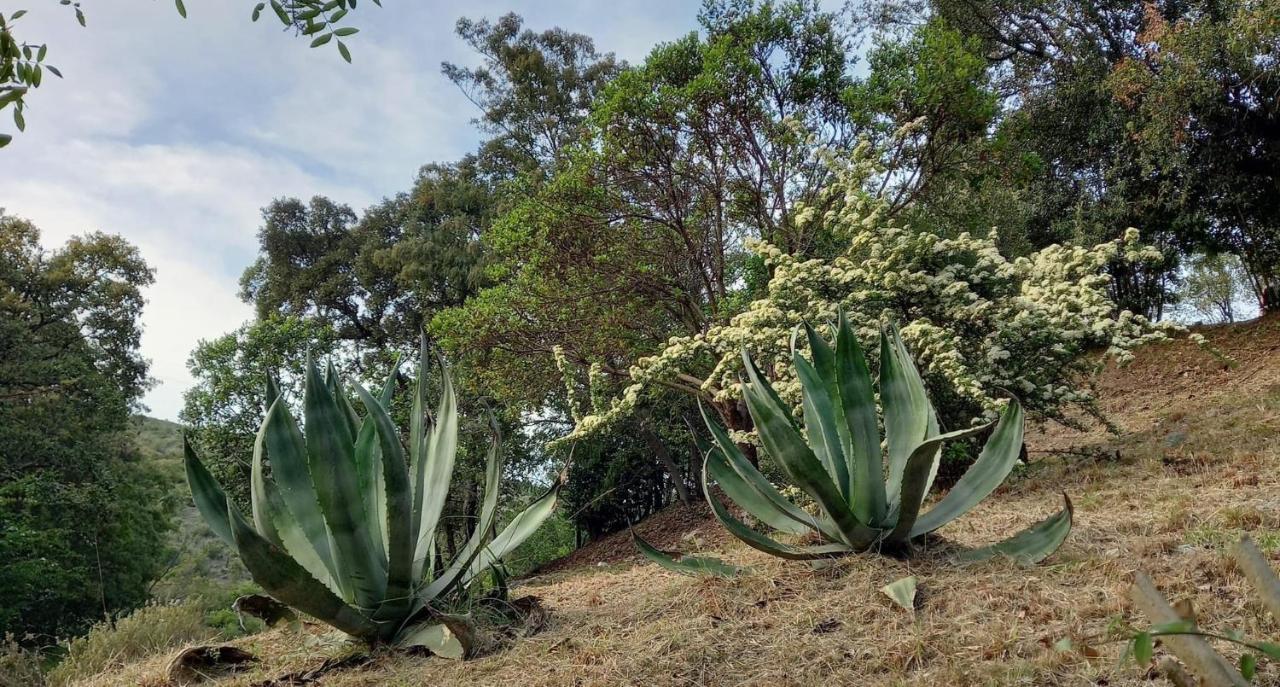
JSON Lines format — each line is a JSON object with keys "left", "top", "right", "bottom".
{"left": 557, "top": 141, "right": 1193, "bottom": 447}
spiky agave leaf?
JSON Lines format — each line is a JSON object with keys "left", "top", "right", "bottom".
{"left": 741, "top": 351, "right": 880, "bottom": 549}
{"left": 833, "top": 310, "right": 886, "bottom": 527}
{"left": 633, "top": 531, "right": 743, "bottom": 578}
{"left": 955, "top": 494, "right": 1073, "bottom": 565}
{"left": 412, "top": 354, "right": 458, "bottom": 581}
{"left": 695, "top": 412, "right": 821, "bottom": 537}
{"left": 303, "top": 354, "right": 386, "bottom": 611}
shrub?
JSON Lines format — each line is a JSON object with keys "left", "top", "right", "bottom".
{"left": 560, "top": 140, "right": 1192, "bottom": 443}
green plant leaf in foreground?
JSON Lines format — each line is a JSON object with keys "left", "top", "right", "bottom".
{"left": 632, "top": 532, "right": 743, "bottom": 578}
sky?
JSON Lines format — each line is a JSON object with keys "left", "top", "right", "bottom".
{"left": 0, "top": 0, "right": 703, "bottom": 420}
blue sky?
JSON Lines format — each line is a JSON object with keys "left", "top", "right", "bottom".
{"left": 0, "top": 0, "right": 703, "bottom": 420}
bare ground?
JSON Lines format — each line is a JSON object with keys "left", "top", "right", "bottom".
{"left": 79, "top": 315, "right": 1280, "bottom": 686}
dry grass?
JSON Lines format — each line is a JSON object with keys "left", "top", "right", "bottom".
{"left": 71, "top": 316, "right": 1280, "bottom": 687}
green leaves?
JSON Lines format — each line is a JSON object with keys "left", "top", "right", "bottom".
{"left": 633, "top": 532, "right": 743, "bottom": 578}
{"left": 701, "top": 323, "right": 1071, "bottom": 565}
{"left": 955, "top": 495, "right": 1073, "bottom": 565}
{"left": 184, "top": 340, "right": 561, "bottom": 649}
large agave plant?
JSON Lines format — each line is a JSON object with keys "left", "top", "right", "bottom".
{"left": 700, "top": 313, "right": 1072, "bottom": 561}
{"left": 184, "top": 339, "right": 560, "bottom": 656}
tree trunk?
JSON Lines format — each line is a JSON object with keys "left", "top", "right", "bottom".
{"left": 643, "top": 427, "right": 691, "bottom": 505}
{"left": 722, "top": 399, "right": 759, "bottom": 467}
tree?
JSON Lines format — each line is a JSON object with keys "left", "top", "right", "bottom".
{"left": 0, "top": 0, "right": 380, "bottom": 147}
{"left": 442, "top": 13, "right": 621, "bottom": 179}
{"left": 1110, "top": 0, "right": 1280, "bottom": 313}
{"left": 0, "top": 212, "right": 173, "bottom": 641}
{"left": 1182, "top": 253, "right": 1251, "bottom": 325}
{"left": 435, "top": 0, "right": 863, "bottom": 429}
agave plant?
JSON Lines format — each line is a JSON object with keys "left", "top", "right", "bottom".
{"left": 699, "top": 313, "right": 1072, "bottom": 561}
{"left": 184, "top": 339, "right": 559, "bottom": 656}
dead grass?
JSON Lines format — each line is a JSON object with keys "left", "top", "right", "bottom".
{"left": 71, "top": 316, "right": 1280, "bottom": 686}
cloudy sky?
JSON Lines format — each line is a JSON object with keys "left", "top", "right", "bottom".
{"left": 0, "top": 0, "right": 702, "bottom": 420}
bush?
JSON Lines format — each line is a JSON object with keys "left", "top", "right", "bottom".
{"left": 45, "top": 602, "right": 215, "bottom": 687}
{"left": 562, "top": 140, "right": 1192, "bottom": 440}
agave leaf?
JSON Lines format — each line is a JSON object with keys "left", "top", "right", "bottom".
{"left": 881, "top": 326, "right": 935, "bottom": 512}
{"left": 833, "top": 310, "right": 887, "bottom": 526}
{"left": 252, "top": 402, "right": 342, "bottom": 595}
{"left": 955, "top": 494, "right": 1073, "bottom": 564}
{"left": 413, "top": 356, "right": 459, "bottom": 581}
{"left": 264, "top": 477, "right": 343, "bottom": 596}
{"left": 352, "top": 384, "right": 414, "bottom": 625}
{"left": 697, "top": 408, "right": 820, "bottom": 537}
{"left": 419, "top": 413, "right": 505, "bottom": 601}
{"left": 886, "top": 422, "right": 994, "bottom": 545}
{"left": 461, "top": 479, "right": 561, "bottom": 587}
{"left": 352, "top": 419, "right": 388, "bottom": 568}
{"left": 703, "top": 442, "right": 810, "bottom": 536}
{"left": 185, "top": 436, "right": 236, "bottom": 547}
{"left": 304, "top": 356, "right": 385, "bottom": 610}
{"left": 356, "top": 367, "right": 399, "bottom": 559}
{"left": 910, "top": 399, "right": 1025, "bottom": 537}
{"left": 795, "top": 323, "right": 850, "bottom": 498}
{"left": 701, "top": 456, "right": 853, "bottom": 560}
{"left": 251, "top": 383, "right": 284, "bottom": 548}
{"left": 226, "top": 495, "right": 379, "bottom": 641}
{"left": 880, "top": 575, "right": 918, "bottom": 613}
{"left": 326, "top": 360, "right": 361, "bottom": 440}
{"left": 397, "top": 618, "right": 472, "bottom": 659}
{"left": 741, "top": 351, "right": 880, "bottom": 549}
{"left": 407, "top": 337, "right": 431, "bottom": 572}
{"left": 260, "top": 395, "right": 341, "bottom": 593}
{"left": 633, "top": 531, "right": 742, "bottom": 578}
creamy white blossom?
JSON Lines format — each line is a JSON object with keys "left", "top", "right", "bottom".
{"left": 555, "top": 140, "right": 1187, "bottom": 444}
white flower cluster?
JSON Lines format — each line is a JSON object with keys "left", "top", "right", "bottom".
{"left": 557, "top": 143, "right": 1188, "bottom": 443}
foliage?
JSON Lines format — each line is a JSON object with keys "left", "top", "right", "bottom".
{"left": 433, "top": 2, "right": 865, "bottom": 521}
{"left": 561, "top": 142, "right": 1190, "bottom": 443}
{"left": 1109, "top": 0, "right": 1280, "bottom": 313}
{"left": 441, "top": 13, "right": 620, "bottom": 178}
{"left": 1124, "top": 537, "right": 1280, "bottom": 685}
{"left": 184, "top": 341, "right": 561, "bottom": 654}
{"left": 697, "top": 317, "right": 1072, "bottom": 561}
{"left": 0, "top": 213, "right": 174, "bottom": 642}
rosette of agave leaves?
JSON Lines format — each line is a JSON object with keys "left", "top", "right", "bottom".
{"left": 693, "top": 313, "right": 1072, "bottom": 564}
{"left": 184, "top": 338, "right": 560, "bottom": 657}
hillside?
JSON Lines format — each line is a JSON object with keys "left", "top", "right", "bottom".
{"left": 83, "top": 316, "right": 1280, "bottom": 686}
{"left": 129, "top": 416, "right": 252, "bottom": 600}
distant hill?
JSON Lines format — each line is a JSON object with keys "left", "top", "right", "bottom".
{"left": 128, "top": 415, "right": 251, "bottom": 600}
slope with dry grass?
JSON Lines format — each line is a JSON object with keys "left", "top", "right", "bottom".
{"left": 77, "top": 316, "right": 1280, "bottom": 687}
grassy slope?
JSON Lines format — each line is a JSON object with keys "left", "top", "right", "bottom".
{"left": 84, "top": 316, "right": 1280, "bottom": 686}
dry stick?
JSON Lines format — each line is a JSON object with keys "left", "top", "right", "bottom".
{"left": 1233, "top": 536, "right": 1280, "bottom": 621}
{"left": 1130, "top": 572, "right": 1249, "bottom": 687}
